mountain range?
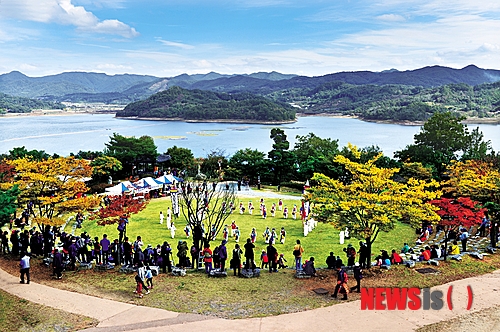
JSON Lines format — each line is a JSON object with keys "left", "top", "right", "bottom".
{"left": 1, "top": 65, "right": 499, "bottom": 104}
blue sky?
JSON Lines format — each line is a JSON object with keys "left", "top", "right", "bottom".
{"left": 0, "top": 0, "right": 499, "bottom": 77}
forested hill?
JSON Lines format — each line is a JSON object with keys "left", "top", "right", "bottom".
{"left": 267, "top": 81, "right": 500, "bottom": 122}
{"left": 116, "top": 86, "right": 296, "bottom": 122}
{"left": 0, "top": 93, "right": 64, "bottom": 113}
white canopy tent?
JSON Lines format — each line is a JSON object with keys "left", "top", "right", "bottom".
{"left": 105, "top": 180, "right": 136, "bottom": 195}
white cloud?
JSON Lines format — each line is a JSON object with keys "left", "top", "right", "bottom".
{"left": 156, "top": 38, "right": 194, "bottom": 50}
{"left": 0, "top": 0, "right": 138, "bottom": 38}
{"left": 376, "top": 14, "right": 405, "bottom": 22}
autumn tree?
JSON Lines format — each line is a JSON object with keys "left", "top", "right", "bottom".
{"left": 430, "top": 197, "right": 485, "bottom": 260}
{"left": 443, "top": 160, "right": 500, "bottom": 204}
{"left": 90, "top": 155, "right": 123, "bottom": 182}
{"left": 179, "top": 180, "right": 236, "bottom": 264}
{"left": 88, "top": 195, "right": 148, "bottom": 265}
{"left": 7, "top": 157, "right": 101, "bottom": 229}
{"left": 442, "top": 160, "right": 500, "bottom": 246}
{"left": 307, "top": 145, "right": 441, "bottom": 267}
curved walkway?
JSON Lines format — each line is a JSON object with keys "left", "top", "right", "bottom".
{"left": 1, "top": 266, "right": 500, "bottom": 332}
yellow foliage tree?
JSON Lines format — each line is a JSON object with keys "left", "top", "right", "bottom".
{"left": 306, "top": 145, "right": 441, "bottom": 267}
{"left": 7, "top": 157, "right": 101, "bottom": 228}
{"left": 443, "top": 160, "right": 500, "bottom": 203}
{"left": 442, "top": 160, "right": 500, "bottom": 244}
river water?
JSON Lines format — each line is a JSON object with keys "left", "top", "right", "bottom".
{"left": 0, "top": 114, "right": 498, "bottom": 158}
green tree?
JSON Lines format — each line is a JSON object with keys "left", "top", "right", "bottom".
{"left": 104, "top": 133, "right": 158, "bottom": 176}
{"left": 0, "top": 185, "right": 20, "bottom": 226}
{"left": 293, "top": 133, "right": 340, "bottom": 180}
{"left": 268, "top": 128, "right": 296, "bottom": 187}
{"left": 165, "top": 146, "right": 196, "bottom": 175}
{"left": 227, "top": 148, "right": 267, "bottom": 183}
{"left": 395, "top": 112, "right": 491, "bottom": 177}
{"left": 71, "top": 150, "right": 104, "bottom": 160}
{"left": 200, "top": 149, "right": 228, "bottom": 180}
{"left": 8, "top": 146, "right": 51, "bottom": 161}
{"left": 90, "top": 156, "right": 123, "bottom": 180}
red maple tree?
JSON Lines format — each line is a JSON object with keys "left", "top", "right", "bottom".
{"left": 430, "top": 197, "right": 485, "bottom": 260}
{"left": 89, "top": 195, "right": 148, "bottom": 226}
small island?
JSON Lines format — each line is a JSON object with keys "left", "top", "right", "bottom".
{"left": 115, "top": 86, "right": 296, "bottom": 123}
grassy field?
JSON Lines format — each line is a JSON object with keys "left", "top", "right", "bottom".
{"left": 0, "top": 288, "right": 97, "bottom": 332}
{"left": 72, "top": 195, "right": 417, "bottom": 267}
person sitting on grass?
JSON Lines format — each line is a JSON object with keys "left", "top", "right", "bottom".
{"left": 303, "top": 257, "right": 317, "bottom": 276}
{"left": 278, "top": 253, "right": 287, "bottom": 269}
{"left": 390, "top": 249, "right": 403, "bottom": 265}
{"left": 449, "top": 241, "right": 460, "bottom": 255}
{"left": 376, "top": 250, "right": 391, "bottom": 266}
{"left": 326, "top": 252, "right": 336, "bottom": 269}
{"left": 419, "top": 248, "right": 431, "bottom": 261}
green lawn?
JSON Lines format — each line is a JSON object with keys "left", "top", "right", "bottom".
{"left": 73, "top": 195, "right": 416, "bottom": 267}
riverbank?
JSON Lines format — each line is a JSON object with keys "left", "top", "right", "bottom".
{"left": 0, "top": 110, "right": 115, "bottom": 117}
{"left": 115, "top": 115, "right": 297, "bottom": 125}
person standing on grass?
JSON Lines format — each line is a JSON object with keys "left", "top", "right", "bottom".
{"left": 280, "top": 227, "right": 286, "bottom": 244}
{"left": 219, "top": 240, "right": 228, "bottom": 271}
{"left": 1, "top": 231, "right": 10, "bottom": 254}
{"left": 123, "top": 237, "right": 132, "bottom": 266}
{"left": 460, "top": 228, "right": 469, "bottom": 252}
{"left": 293, "top": 239, "right": 304, "bottom": 270}
{"left": 52, "top": 248, "right": 63, "bottom": 279}
{"left": 137, "top": 262, "right": 150, "bottom": 294}
{"left": 100, "top": 234, "right": 110, "bottom": 265}
{"left": 244, "top": 238, "right": 256, "bottom": 270}
{"left": 250, "top": 228, "right": 257, "bottom": 243}
{"left": 260, "top": 250, "right": 268, "bottom": 269}
{"left": 19, "top": 252, "right": 31, "bottom": 284}
{"left": 159, "top": 211, "right": 164, "bottom": 225}
{"left": 166, "top": 207, "right": 172, "bottom": 229}
{"left": 332, "top": 265, "right": 349, "bottom": 300}
{"left": 145, "top": 265, "right": 154, "bottom": 289}
{"left": 267, "top": 242, "right": 278, "bottom": 273}
{"left": 232, "top": 244, "right": 243, "bottom": 276}
{"left": 234, "top": 227, "right": 241, "bottom": 243}
{"left": 350, "top": 262, "right": 363, "bottom": 293}
{"left": 170, "top": 222, "right": 176, "bottom": 239}
{"left": 202, "top": 244, "right": 213, "bottom": 274}
{"left": 161, "top": 241, "right": 173, "bottom": 273}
